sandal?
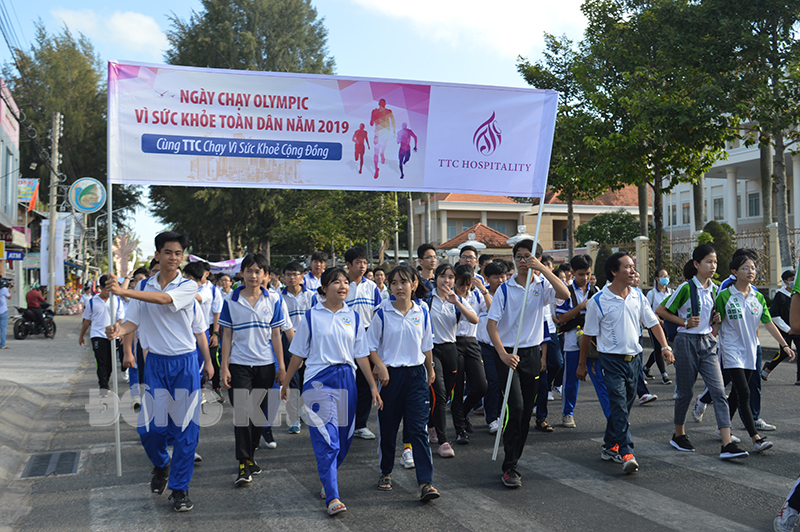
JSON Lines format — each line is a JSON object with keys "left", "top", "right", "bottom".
{"left": 419, "top": 483, "right": 440, "bottom": 502}
{"left": 327, "top": 500, "right": 346, "bottom": 516}
{"left": 378, "top": 474, "right": 392, "bottom": 491}
{"left": 534, "top": 419, "right": 554, "bottom": 433}
{"left": 320, "top": 486, "right": 326, "bottom": 499}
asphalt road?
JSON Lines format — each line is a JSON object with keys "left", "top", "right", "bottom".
{"left": 2, "top": 315, "right": 798, "bottom": 532}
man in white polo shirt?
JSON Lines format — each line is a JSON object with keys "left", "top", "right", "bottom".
{"left": 79, "top": 274, "right": 125, "bottom": 394}
{"left": 578, "top": 252, "right": 673, "bottom": 474}
{"left": 107, "top": 232, "right": 213, "bottom": 513}
{"left": 219, "top": 252, "right": 285, "bottom": 486}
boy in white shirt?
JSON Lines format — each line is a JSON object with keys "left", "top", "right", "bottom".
{"left": 79, "top": 274, "right": 124, "bottom": 393}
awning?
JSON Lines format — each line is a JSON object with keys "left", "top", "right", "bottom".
{"left": 64, "top": 261, "right": 85, "bottom": 270}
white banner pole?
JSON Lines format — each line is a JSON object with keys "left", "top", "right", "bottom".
{"left": 492, "top": 196, "right": 546, "bottom": 461}
{"left": 106, "top": 182, "right": 122, "bottom": 477}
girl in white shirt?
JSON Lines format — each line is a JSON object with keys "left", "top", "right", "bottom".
{"left": 282, "top": 267, "right": 382, "bottom": 516}
{"left": 644, "top": 269, "right": 673, "bottom": 384}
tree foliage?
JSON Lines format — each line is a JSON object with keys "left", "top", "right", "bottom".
{"left": 575, "top": 209, "right": 642, "bottom": 246}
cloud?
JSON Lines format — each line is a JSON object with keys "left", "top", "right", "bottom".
{"left": 347, "top": 0, "right": 587, "bottom": 58}
{"left": 50, "top": 8, "right": 168, "bottom": 61}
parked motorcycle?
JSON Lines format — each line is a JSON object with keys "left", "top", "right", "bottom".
{"left": 12, "top": 302, "right": 57, "bottom": 339}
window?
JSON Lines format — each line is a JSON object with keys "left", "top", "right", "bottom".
{"left": 461, "top": 221, "right": 478, "bottom": 233}
{"left": 713, "top": 198, "right": 724, "bottom": 221}
{"left": 670, "top": 204, "right": 677, "bottom": 226}
{"left": 682, "top": 203, "right": 690, "bottom": 225}
{"left": 447, "top": 220, "right": 457, "bottom": 239}
{"left": 748, "top": 192, "right": 760, "bottom": 217}
{"left": 488, "top": 220, "right": 508, "bottom": 235}
{"left": 737, "top": 195, "right": 742, "bottom": 219}
{"left": 704, "top": 199, "right": 708, "bottom": 222}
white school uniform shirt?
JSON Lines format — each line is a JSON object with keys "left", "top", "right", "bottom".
{"left": 204, "top": 281, "right": 224, "bottom": 326}
{"left": 345, "top": 276, "right": 382, "bottom": 328}
{"left": 196, "top": 281, "right": 213, "bottom": 329}
{"left": 583, "top": 284, "right": 659, "bottom": 355}
{"left": 716, "top": 284, "right": 772, "bottom": 370}
{"left": 82, "top": 294, "right": 125, "bottom": 339}
{"left": 290, "top": 301, "right": 369, "bottom": 382}
{"left": 543, "top": 303, "right": 557, "bottom": 334}
{"left": 269, "top": 286, "right": 294, "bottom": 332}
{"left": 456, "top": 288, "right": 484, "bottom": 338}
{"left": 125, "top": 273, "right": 206, "bottom": 355}
{"left": 218, "top": 286, "right": 285, "bottom": 366}
{"left": 646, "top": 286, "right": 673, "bottom": 312}
{"left": 555, "top": 280, "right": 594, "bottom": 352}
{"left": 429, "top": 290, "right": 461, "bottom": 344}
{"left": 662, "top": 276, "right": 718, "bottom": 335}
{"left": 378, "top": 285, "right": 390, "bottom": 301}
{"left": 367, "top": 301, "right": 434, "bottom": 367}
{"left": 80, "top": 293, "right": 92, "bottom": 313}
{"left": 282, "top": 285, "right": 317, "bottom": 330}
{"left": 476, "top": 291, "right": 493, "bottom": 344}
{"left": 304, "top": 272, "right": 322, "bottom": 291}
{"left": 487, "top": 274, "right": 560, "bottom": 348}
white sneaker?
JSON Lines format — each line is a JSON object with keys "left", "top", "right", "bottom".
{"left": 354, "top": 427, "right": 376, "bottom": 440}
{"left": 692, "top": 398, "right": 706, "bottom": 422}
{"left": 714, "top": 428, "right": 741, "bottom": 443}
{"left": 774, "top": 500, "right": 799, "bottom": 532}
{"left": 401, "top": 448, "right": 415, "bottom": 469}
{"left": 753, "top": 438, "right": 774, "bottom": 453}
{"left": 194, "top": 452, "right": 202, "bottom": 462}
{"left": 562, "top": 415, "right": 576, "bottom": 428}
{"left": 755, "top": 418, "right": 776, "bottom": 431}
{"left": 488, "top": 419, "right": 499, "bottom": 434}
{"left": 638, "top": 393, "right": 657, "bottom": 405}
{"left": 547, "top": 392, "right": 555, "bottom": 401}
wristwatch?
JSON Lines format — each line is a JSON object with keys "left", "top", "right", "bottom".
{"left": 684, "top": 318, "right": 689, "bottom": 328}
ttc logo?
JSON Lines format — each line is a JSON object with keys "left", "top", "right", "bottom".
{"left": 473, "top": 112, "right": 502, "bottom": 156}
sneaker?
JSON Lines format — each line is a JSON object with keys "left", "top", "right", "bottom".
{"left": 247, "top": 459, "right": 261, "bottom": 475}
{"left": 354, "top": 427, "right": 376, "bottom": 440}
{"left": 401, "top": 448, "right": 415, "bottom": 469}
{"left": 692, "top": 398, "right": 706, "bottom": 422}
{"left": 463, "top": 417, "right": 474, "bottom": 433}
{"left": 755, "top": 418, "right": 777, "bottom": 431}
{"left": 774, "top": 500, "right": 799, "bottom": 532}
{"left": 553, "top": 386, "right": 563, "bottom": 397}
{"left": 547, "top": 391, "right": 555, "bottom": 401}
{"left": 761, "top": 369, "right": 770, "bottom": 381}
{"left": 438, "top": 442, "right": 455, "bottom": 458}
{"left": 168, "top": 490, "right": 193, "bottom": 512}
{"left": 502, "top": 469, "right": 522, "bottom": 488}
{"left": 235, "top": 462, "right": 252, "bottom": 486}
{"left": 428, "top": 427, "right": 439, "bottom": 444}
{"left": 288, "top": 421, "right": 301, "bottom": 434}
{"left": 714, "top": 428, "right": 741, "bottom": 443}
{"left": 638, "top": 393, "right": 658, "bottom": 405}
{"left": 194, "top": 452, "right": 202, "bottom": 462}
{"left": 753, "top": 438, "right": 774, "bottom": 453}
{"left": 488, "top": 419, "right": 499, "bottom": 434}
{"left": 262, "top": 429, "right": 277, "bottom": 449}
{"left": 669, "top": 433, "right": 695, "bottom": 452}
{"left": 562, "top": 414, "right": 576, "bottom": 428}
{"left": 622, "top": 454, "right": 639, "bottom": 473}
{"left": 601, "top": 444, "right": 623, "bottom": 463}
{"left": 661, "top": 374, "right": 672, "bottom": 385}
{"left": 150, "top": 462, "right": 170, "bottom": 494}
{"left": 456, "top": 431, "right": 470, "bottom": 445}
{"left": 720, "top": 442, "right": 749, "bottom": 460}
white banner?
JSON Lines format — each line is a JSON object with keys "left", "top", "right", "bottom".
{"left": 108, "top": 61, "right": 558, "bottom": 197}
{"left": 39, "top": 219, "right": 65, "bottom": 287}
{"left": 188, "top": 254, "right": 243, "bottom": 275}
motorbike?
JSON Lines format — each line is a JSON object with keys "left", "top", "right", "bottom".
{"left": 12, "top": 302, "right": 57, "bottom": 339}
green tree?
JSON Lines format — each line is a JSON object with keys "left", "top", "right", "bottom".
{"left": 3, "top": 23, "right": 140, "bottom": 229}
{"left": 703, "top": 220, "right": 735, "bottom": 281}
{"left": 574, "top": 209, "right": 642, "bottom": 246}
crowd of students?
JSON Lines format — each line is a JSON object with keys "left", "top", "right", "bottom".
{"left": 76, "top": 231, "right": 800, "bottom": 528}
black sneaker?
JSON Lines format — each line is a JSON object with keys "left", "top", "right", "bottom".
{"left": 456, "top": 431, "right": 470, "bottom": 445}
{"left": 262, "top": 429, "right": 277, "bottom": 449}
{"left": 247, "top": 459, "right": 262, "bottom": 475}
{"left": 669, "top": 434, "right": 695, "bottom": 452}
{"left": 168, "top": 490, "right": 194, "bottom": 512}
{"left": 643, "top": 367, "right": 653, "bottom": 379}
{"left": 501, "top": 469, "right": 522, "bottom": 488}
{"left": 463, "top": 417, "right": 474, "bottom": 434}
{"left": 235, "top": 461, "right": 252, "bottom": 486}
{"left": 150, "top": 461, "right": 170, "bottom": 494}
{"left": 720, "top": 442, "right": 749, "bottom": 460}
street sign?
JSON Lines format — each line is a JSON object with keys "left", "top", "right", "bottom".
{"left": 68, "top": 177, "right": 106, "bottom": 214}
{"left": 6, "top": 251, "right": 23, "bottom": 261}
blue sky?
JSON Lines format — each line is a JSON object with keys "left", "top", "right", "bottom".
{"left": 2, "top": 0, "right": 587, "bottom": 255}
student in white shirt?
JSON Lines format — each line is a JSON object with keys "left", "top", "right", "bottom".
{"left": 79, "top": 274, "right": 124, "bottom": 392}
{"left": 368, "top": 264, "right": 440, "bottom": 502}
{"left": 477, "top": 261, "right": 509, "bottom": 434}
{"left": 373, "top": 267, "right": 390, "bottom": 301}
{"left": 219, "top": 253, "right": 286, "bottom": 487}
{"left": 304, "top": 251, "right": 327, "bottom": 291}
{"left": 579, "top": 252, "right": 670, "bottom": 474}
{"left": 644, "top": 268, "right": 674, "bottom": 384}
{"left": 487, "top": 239, "right": 569, "bottom": 488}
{"left": 282, "top": 267, "right": 382, "bottom": 516}
{"left": 107, "top": 232, "right": 213, "bottom": 512}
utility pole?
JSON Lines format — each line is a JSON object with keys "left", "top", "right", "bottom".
{"left": 407, "top": 193, "right": 414, "bottom": 260}
{"left": 47, "top": 112, "right": 63, "bottom": 305}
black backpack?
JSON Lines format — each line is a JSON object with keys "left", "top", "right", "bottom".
{"left": 558, "top": 284, "right": 598, "bottom": 333}
{"left": 664, "top": 280, "right": 707, "bottom": 342}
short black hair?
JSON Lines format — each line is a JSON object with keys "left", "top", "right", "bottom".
{"left": 154, "top": 231, "right": 188, "bottom": 253}
{"left": 241, "top": 253, "right": 269, "bottom": 273}
{"left": 460, "top": 245, "right": 478, "bottom": 257}
{"left": 782, "top": 269, "right": 796, "bottom": 281}
{"left": 605, "top": 251, "right": 631, "bottom": 283}
{"left": 479, "top": 254, "right": 493, "bottom": 265}
{"left": 483, "top": 262, "right": 505, "bottom": 277}
{"left": 132, "top": 267, "right": 149, "bottom": 278}
{"left": 283, "top": 261, "right": 304, "bottom": 274}
{"left": 201, "top": 261, "right": 210, "bottom": 272}
{"left": 570, "top": 254, "right": 593, "bottom": 272}
{"left": 183, "top": 261, "right": 205, "bottom": 280}
{"left": 99, "top": 274, "right": 109, "bottom": 288}
{"left": 344, "top": 246, "right": 368, "bottom": 264}
{"left": 417, "top": 243, "right": 436, "bottom": 259}
{"left": 558, "top": 263, "right": 573, "bottom": 273}
{"left": 454, "top": 263, "right": 474, "bottom": 285}
{"left": 512, "top": 239, "right": 543, "bottom": 259}
{"left": 318, "top": 267, "right": 348, "bottom": 297}
{"left": 310, "top": 250, "right": 328, "bottom": 263}
{"left": 730, "top": 248, "right": 758, "bottom": 272}
{"left": 434, "top": 263, "right": 456, "bottom": 280}
{"left": 149, "top": 258, "right": 159, "bottom": 270}
{"left": 540, "top": 254, "right": 554, "bottom": 265}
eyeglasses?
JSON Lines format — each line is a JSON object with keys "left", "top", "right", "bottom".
{"left": 514, "top": 255, "right": 532, "bottom": 262}
{"left": 738, "top": 267, "right": 757, "bottom": 273}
